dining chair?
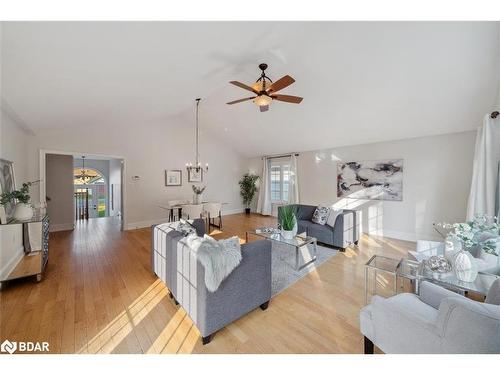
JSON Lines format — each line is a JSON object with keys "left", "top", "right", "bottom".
{"left": 203, "top": 202, "right": 223, "bottom": 230}
{"left": 181, "top": 204, "right": 204, "bottom": 220}
{"left": 168, "top": 199, "right": 190, "bottom": 221}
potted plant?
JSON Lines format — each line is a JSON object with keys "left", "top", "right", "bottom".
{"left": 279, "top": 205, "right": 297, "bottom": 239}
{"left": 1, "top": 181, "right": 37, "bottom": 221}
{"left": 435, "top": 215, "right": 500, "bottom": 281}
{"left": 238, "top": 173, "right": 259, "bottom": 214}
{"left": 192, "top": 185, "right": 206, "bottom": 204}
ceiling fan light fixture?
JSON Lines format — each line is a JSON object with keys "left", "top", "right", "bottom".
{"left": 228, "top": 63, "right": 302, "bottom": 111}
{"left": 254, "top": 94, "right": 272, "bottom": 107}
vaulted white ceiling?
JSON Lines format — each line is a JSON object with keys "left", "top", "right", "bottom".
{"left": 1, "top": 22, "right": 499, "bottom": 157}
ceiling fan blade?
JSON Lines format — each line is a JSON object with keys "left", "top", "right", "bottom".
{"left": 229, "top": 81, "right": 258, "bottom": 94}
{"left": 259, "top": 105, "right": 269, "bottom": 112}
{"left": 271, "top": 94, "right": 303, "bottom": 104}
{"left": 267, "top": 75, "right": 295, "bottom": 93}
{"left": 227, "top": 97, "right": 255, "bottom": 105}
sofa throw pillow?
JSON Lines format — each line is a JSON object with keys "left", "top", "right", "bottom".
{"left": 326, "top": 209, "right": 343, "bottom": 228}
{"left": 186, "top": 234, "right": 242, "bottom": 292}
{"left": 168, "top": 219, "right": 196, "bottom": 236}
{"left": 311, "top": 206, "right": 330, "bottom": 225}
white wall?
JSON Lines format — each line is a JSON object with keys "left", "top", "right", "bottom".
{"left": 248, "top": 131, "right": 476, "bottom": 242}
{"left": 1, "top": 104, "right": 34, "bottom": 184}
{"left": 0, "top": 105, "right": 35, "bottom": 278}
{"left": 46, "top": 154, "right": 75, "bottom": 231}
{"left": 30, "top": 119, "right": 246, "bottom": 229}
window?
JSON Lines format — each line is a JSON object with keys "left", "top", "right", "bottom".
{"left": 73, "top": 168, "right": 105, "bottom": 185}
{"left": 269, "top": 159, "right": 291, "bottom": 202}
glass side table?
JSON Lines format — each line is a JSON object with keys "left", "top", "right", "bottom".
{"left": 364, "top": 255, "right": 420, "bottom": 304}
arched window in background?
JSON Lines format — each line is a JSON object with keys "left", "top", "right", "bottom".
{"left": 74, "top": 168, "right": 107, "bottom": 218}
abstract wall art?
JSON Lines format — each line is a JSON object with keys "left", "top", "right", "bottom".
{"left": 337, "top": 159, "right": 403, "bottom": 201}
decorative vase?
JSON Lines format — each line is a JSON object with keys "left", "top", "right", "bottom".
{"left": 194, "top": 193, "right": 202, "bottom": 205}
{"left": 454, "top": 250, "right": 478, "bottom": 282}
{"left": 13, "top": 203, "right": 34, "bottom": 221}
{"left": 245, "top": 208, "right": 251, "bottom": 215}
{"left": 282, "top": 230, "right": 294, "bottom": 240}
{"left": 292, "top": 216, "right": 298, "bottom": 236}
{"left": 444, "top": 234, "right": 461, "bottom": 262}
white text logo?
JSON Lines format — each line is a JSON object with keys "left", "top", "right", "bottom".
{"left": 1, "top": 339, "right": 49, "bottom": 354}
{"left": 1, "top": 340, "right": 17, "bottom": 354}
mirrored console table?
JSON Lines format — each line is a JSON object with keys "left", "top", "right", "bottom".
{"left": 0, "top": 213, "right": 49, "bottom": 285}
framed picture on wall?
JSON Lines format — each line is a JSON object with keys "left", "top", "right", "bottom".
{"left": 337, "top": 159, "right": 403, "bottom": 201}
{"left": 188, "top": 168, "right": 202, "bottom": 183}
{"left": 0, "top": 158, "right": 16, "bottom": 222}
{"left": 165, "top": 170, "right": 182, "bottom": 186}
{"left": 0, "top": 182, "right": 7, "bottom": 224}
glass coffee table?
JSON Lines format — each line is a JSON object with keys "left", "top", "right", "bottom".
{"left": 246, "top": 228, "right": 318, "bottom": 270}
{"left": 417, "top": 263, "right": 498, "bottom": 297}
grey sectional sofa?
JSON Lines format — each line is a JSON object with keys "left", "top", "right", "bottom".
{"left": 151, "top": 218, "right": 272, "bottom": 344}
{"left": 278, "top": 204, "right": 359, "bottom": 249}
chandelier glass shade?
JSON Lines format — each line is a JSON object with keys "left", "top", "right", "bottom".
{"left": 74, "top": 156, "right": 92, "bottom": 184}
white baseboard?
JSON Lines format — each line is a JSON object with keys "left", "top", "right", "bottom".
{"left": 363, "top": 229, "right": 442, "bottom": 243}
{"left": 50, "top": 223, "right": 75, "bottom": 232}
{"left": 221, "top": 208, "right": 245, "bottom": 216}
{"left": 125, "top": 219, "right": 163, "bottom": 230}
{"left": 0, "top": 246, "right": 24, "bottom": 280}
{"left": 374, "top": 230, "right": 417, "bottom": 242}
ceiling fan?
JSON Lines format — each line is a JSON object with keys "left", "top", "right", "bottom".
{"left": 227, "top": 63, "right": 303, "bottom": 112}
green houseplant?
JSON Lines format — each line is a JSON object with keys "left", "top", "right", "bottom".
{"left": 1, "top": 181, "right": 37, "bottom": 221}
{"left": 238, "top": 173, "right": 259, "bottom": 214}
{"left": 279, "top": 205, "right": 297, "bottom": 239}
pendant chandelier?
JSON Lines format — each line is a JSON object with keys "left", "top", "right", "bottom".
{"left": 186, "top": 98, "right": 209, "bottom": 174}
{"left": 75, "top": 156, "right": 92, "bottom": 184}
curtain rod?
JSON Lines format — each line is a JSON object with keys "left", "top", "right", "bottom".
{"left": 262, "top": 153, "right": 299, "bottom": 160}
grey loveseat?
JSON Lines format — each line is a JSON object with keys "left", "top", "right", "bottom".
{"left": 278, "top": 204, "right": 359, "bottom": 249}
{"left": 151, "top": 219, "right": 272, "bottom": 344}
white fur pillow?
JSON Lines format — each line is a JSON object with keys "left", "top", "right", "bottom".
{"left": 186, "top": 234, "right": 242, "bottom": 292}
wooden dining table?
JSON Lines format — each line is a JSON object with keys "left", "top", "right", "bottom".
{"left": 159, "top": 201, "right": 228, "bottom": 222}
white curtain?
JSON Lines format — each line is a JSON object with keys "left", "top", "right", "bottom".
{"left": 289, "top": 154, "right": 300, "bottom": 204}
{"left": 256, "top": 157, "right": 272, "bottom": 215}
{"left": 497, "top": 162, "right": 500, "bottom": 217}
{"left": 467, "top": 114, "right": 500, "bottom": 220}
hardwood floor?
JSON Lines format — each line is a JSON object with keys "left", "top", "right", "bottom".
{"left": 0, "top": 213, "right": 413, "bottom": 354}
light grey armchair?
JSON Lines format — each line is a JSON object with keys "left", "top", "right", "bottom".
{"left": 360, "top": 279, "right": 500, "bottom": 353}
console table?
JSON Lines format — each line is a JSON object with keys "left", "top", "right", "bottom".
{"left": 0, "top": 213, "right": 49, "bottom": 285}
